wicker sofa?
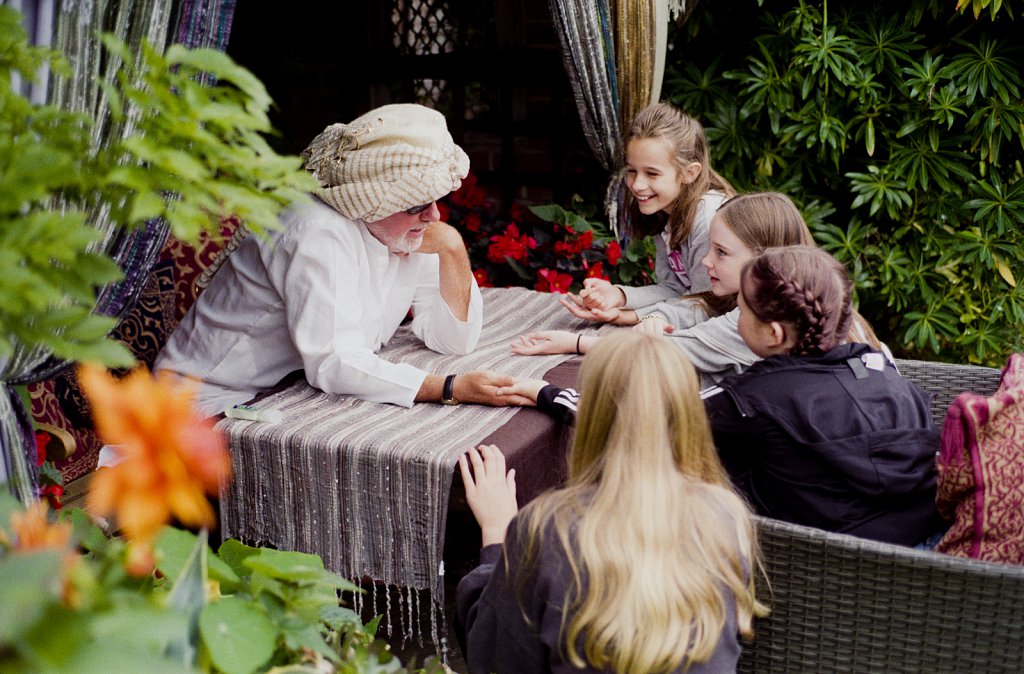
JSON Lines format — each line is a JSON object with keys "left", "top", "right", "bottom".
{"left": 738, "top": 358, "right": 1024, "bottom": 673}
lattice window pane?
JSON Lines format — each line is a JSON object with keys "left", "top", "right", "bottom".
{"left": 392, "top": 0, "right": 455, "bottom": 107}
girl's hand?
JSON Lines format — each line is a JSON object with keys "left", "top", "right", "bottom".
{"left": 561, "top": 294, "right": 622, "bottom": 323}
{"left": 459, "top": 444, "right": 518, "bottom": 546}
{"left": 495, "top": 378, "right": 548, "bottom": 404}
{"left": 578, "top": 278, "right": 626, "bottom": 311}
{"left": 633, "top": 314, "right": 672, "bottom": 337}
{"left": 511, "top": 330, "right": 576, "bottom": 355}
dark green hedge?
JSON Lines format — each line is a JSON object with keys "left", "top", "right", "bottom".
{"left": 664, "top": 0, "right": 1023, "bottom": 365}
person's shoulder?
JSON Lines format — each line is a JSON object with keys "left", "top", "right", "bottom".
{"left": 279, "top": 199, "right": 366, "bottom": 248}
{"left": 701, "top": 189, "right": 729, "bottom": 208}
{"left": 695, "top": 190, "right": 728, "bottom": 220}
{"left": 282, "top": 198, "right": 356, "bottom": 232}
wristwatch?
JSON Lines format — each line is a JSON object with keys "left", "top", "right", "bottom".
{"left": 441, "top": 374, "right": 460, "bottom": 405}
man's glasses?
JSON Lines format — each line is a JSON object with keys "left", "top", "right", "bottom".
{"left": 405, "top": 202, "right": 434, "bottom": 215}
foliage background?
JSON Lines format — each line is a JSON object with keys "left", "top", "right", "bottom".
{"left": 662, "top": 0, "right": 1024, "bottom": 365}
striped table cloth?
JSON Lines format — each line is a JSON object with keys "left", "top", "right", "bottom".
{"left": 217, "top": 287, "right": 598, "bottom": 637}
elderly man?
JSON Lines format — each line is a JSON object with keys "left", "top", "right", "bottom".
{"left": 155, "top": 104, "right": 524, "bottom": 416}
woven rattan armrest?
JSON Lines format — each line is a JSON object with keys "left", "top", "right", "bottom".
{"left": 740, "top": 515, "right": 1024, "bottom": 673}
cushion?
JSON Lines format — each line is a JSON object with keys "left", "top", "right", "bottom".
{"left": 29, "top": 217, "right": 243, "bottom": 483}
{"left": 936, "top": 353, "right": 1024, "bottom": 564}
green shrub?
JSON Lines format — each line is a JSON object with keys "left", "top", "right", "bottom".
{"left": 664, "top": 0, "right": 1024, "bottom": 365}
{"left": 0, "top": 6, "right": 316, "bottom": 368}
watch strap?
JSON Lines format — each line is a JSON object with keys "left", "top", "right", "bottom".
{"left": 442, "top": 374, "right": 459, "bottom": 405}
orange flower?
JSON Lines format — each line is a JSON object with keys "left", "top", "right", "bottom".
{"left": 2, "top": 500, "right": 74, "bottom": 553}
{"left": 1, "top": 500, "right": 81, "bottom": 604}
{"left": 79, "top": 364, "right": 231, "bottom": 571}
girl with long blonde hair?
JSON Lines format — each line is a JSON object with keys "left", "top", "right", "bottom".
{"left": 456, "top": 331, "right": 764, "bottom": 673}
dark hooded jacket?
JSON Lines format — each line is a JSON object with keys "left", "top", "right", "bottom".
{"left": 703, "top": 342, "right": 945, "bottom": 545}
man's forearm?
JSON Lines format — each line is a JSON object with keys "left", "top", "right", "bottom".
{"left": 436, "top": 246, "right": 474, "bottom": 321}
{"left": 415, "top": 373, "right": 444, "bottom": 402}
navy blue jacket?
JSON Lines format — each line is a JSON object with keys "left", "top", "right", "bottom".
{"left": 703, "top": 343, "right": 945, "bottom": 545}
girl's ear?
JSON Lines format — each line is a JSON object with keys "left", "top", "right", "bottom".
{"left": 680, "top": 161, "right": 702, "bottom": 185}
{"left": 767, "top": 321, "right": 798, "bottom": 352}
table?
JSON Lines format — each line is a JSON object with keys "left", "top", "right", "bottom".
{"left": 216, "top": 287, "right": 596, "bottom": 642}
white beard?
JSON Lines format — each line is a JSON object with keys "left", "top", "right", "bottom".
{"left": 365, "top": 222, "right": 424, "bottom": 255}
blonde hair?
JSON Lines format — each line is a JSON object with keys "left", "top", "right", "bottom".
{"left": 625, "top": 103, "right": 735, "bottom": 248}
{"left": 716, "top": 192, "right": 814, "bottom": 253}
{"left": 742, "top": 246, "right": 854, "bottom": 355}
{"left": 512, "top": 331, "right": 763, "bottom": 673}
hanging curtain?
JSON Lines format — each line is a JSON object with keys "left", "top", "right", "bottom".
{"left": 548, "top": 0, "right": 674, "bottom": 235}
{"left": 0, "top": 0, "right": 238, "bottom": 504}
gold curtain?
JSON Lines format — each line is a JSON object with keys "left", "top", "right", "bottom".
{"left": 612, "top": 0, "right": 660, "bottom": 136}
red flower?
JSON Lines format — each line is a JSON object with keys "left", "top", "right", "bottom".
{"left": 606, "top": 240, "right": 622, "bottom": 266}
{"left": 41, "top": 484, "right": 64, "bottom": 510}
{"left": 436, "top": 202, "right": 451, "bottom": 223}
{"left": 586, "top": 262, "right": 608, "bottom": 281}
{"left": 464, "top": 211, "right": 482, "bottom": 232}
{"left": 450, "top": 173, "right": 488, "bottom": 210}
{"left": 488, "top": 223, "right": 537, "bottom": 263}
{"left": 35, "top": 431, "right": 51, "bottom": 465}
{"left": 509, "top": 202, "right": 533, "bottom": 224}
{"left": 473, "top": 268, "right": 493, "bottom": 288}
{"left": 554, "top": 230, "right": 595, "bottom": 256}
{"left": 535, "top": 268, "right": 574, "bottom": 294}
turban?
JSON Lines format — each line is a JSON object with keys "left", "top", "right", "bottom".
{"left": 301, "top": 104, "right": 470, "bottom": 222}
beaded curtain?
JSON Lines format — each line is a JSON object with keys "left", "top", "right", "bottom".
{"left": 547, "top": 0, "right": 677, "bottom": 236}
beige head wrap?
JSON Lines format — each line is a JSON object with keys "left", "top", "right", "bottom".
{"left": 301, "top": 103, "right": 470, "bottom": 222}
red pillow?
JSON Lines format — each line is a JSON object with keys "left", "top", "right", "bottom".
{"left": 936, "top": 354, "right": 1024, "bottom": 564}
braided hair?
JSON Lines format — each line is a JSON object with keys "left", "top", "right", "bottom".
{"left": 740, "top": 246, "right": 853, "bottom": 356}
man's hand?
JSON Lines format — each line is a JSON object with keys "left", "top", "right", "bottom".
{"left": 416, "top": 221, "right": 474, "bottom": 320}
{"left": 416, "top": 221, "right": 465, "bottom": 255}
{"left": 578, "top": 278, "right": 626, "bottom": 312}
{"left": 453, "top": 370, "right": 536, "bottom": 406}
{"left": 459, "top": 444, "right": 518, "bottom": 546}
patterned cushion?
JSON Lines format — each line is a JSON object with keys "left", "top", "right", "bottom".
{"left": 29, "top": 219, "right": 242, "bottom": 482}
{"left": 936, "top": 353, "right": 1024, "bottom": 564}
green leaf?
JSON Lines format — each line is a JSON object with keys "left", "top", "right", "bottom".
{"left": 996, "top": 256, "right": 1017, "bottom": 288}
{"left": 164, "top": 529, "right": 209, "bottom": 667}
{"left": 244, "top": 548, "right": 325, "bottom": 581}
{"left": 199, "top": 596, "right": 277, "bottom": 674}
{"left": 156, "top": 527, "right": 241, "bottom": 592}
{"left": 64, "top": 338, "right": 136, "bottom": 369}
{"left": 127, "top": 191, "right": 167, "bottom": 223}
{"left": 0, "top": 551, "right": 63, "bottom": 644}
{"left": 528, "top": 204, "right": 566, "bottom": 223}
{"left": 216, "top": 538, "right": 260, "bottom": 579}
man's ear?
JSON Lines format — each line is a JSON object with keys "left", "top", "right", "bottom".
{"left": 680, "top": 161, "right": 702, "bottom": 185}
